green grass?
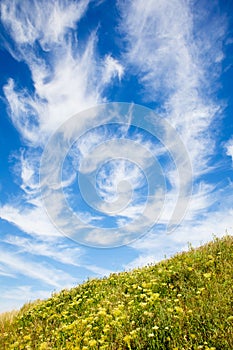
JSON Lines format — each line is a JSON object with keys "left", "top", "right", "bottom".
{"left": 0, "top": 235, "right": 232, "bottom": 350}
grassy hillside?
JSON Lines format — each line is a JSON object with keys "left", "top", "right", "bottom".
{"left": 1, "top": 235, "right": 232, "bottom": 350}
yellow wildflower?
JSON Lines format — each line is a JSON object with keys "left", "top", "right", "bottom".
{"left": 203, "top": 272, "right": 212, "bottom": 279}
{"left": 123, "top": 335, "right": 132, "bottom": 348}
{"left": 88, "top": 339, "right": 97, "bottom": 347}
{"left": 152, "top": 325, "right": 159, "bottom": 330}
{"left": 174, "top": 306, "right": 184, "bottom": 313}
{"left": 148, "top": 333, "right": 155, "bottom": 337}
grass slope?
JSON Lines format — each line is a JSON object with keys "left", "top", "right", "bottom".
{"left": 0, "top": 235, "right": 232, "bottom": 350}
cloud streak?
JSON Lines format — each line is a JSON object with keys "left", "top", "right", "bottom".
{"left": 118, "top": 0, "right": 228, "bottom": 224}
{"left": 1, "top": 0, "right": 124, "bottom": 146}
{"left": 0, "top": 248, "right": 77, "bottom": 288}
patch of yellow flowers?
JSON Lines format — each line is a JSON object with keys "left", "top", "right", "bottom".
{"left": 1, "top": 236, "right": 232, "bottom": 349}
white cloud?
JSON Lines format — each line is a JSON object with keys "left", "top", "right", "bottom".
{"left": 1, "top": 231, "right": 115, "bottom": 280}
{"left": 0, "top": 249, "right": 77, "bottom": 288}
{"left": 0, "top": 204, "right": 61, "bottom": 238}
{"left": 1, "top": 0, "right": 125, "bottom": 146}
{"left": 2, "top": 38, "right": 102, "bottom": 145}
{"left": 3, "top": 235, "right": 83, "bottom": 265}
{"left": 0, "top": 0, "right": 127, "bottom": 248}
{"left": 117, "top": 0, "right": 228, "bottom": 231}
{"left": 0, "top": 265, "right": 16, "bottom": 278}
{"left": 118, "top": 0, "right": 225, "bottom": 176}
{"left": 102, "top": 55, "right": 124, "bottom": 84}
{"left": 1, "top": 0, "right": 90, "bottom": 48}
{"left": 226, "top": 138, "right": 233, "bottom": 164}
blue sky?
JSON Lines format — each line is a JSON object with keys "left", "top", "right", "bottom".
{"left": 0, "top": 0, "right": 233, "bottom": 312}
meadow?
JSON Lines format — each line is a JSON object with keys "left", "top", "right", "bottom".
{"left": 0, "top": 235, "right": 232, "bottom": 349}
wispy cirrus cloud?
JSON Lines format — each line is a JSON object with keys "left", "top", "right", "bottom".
{"left": 226, "top": 138, "right": 233, "bottom": 165}
{"left": 1, "top": 0, "right": 89, "bottom": 48}
{"left": 1, "top": 0, "right": 124, "bottom": 145}
{"left": 0, "top": 248, "right": 77, "bottom": 288}
{"left": 3, "top": 235, "right": 83, "bottom": 265}
{"left": 0, "top": 204, "right": 61, "bottom": 238}
{"left": 118, "top": 0, "right": 230, "bottom": 227}
{"left": 2, "top": 234, "right": 114, "bottom": 276}
{"left": 118, "top": 0, "right": 225, "bottom": 175}
{"left": 102, "top": 55, "right": 124, "bottom": 85}
{"left": 0, "top": 0, "right": 125, "bottom": 247}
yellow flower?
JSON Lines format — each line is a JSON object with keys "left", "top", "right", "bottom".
{"left": 140, "top": 302, "right": 147, "bottom": 308}
{"left": 103, "top": 325, "right": 110, "bottom": 333}
{"left": 152, "top": 325, "right": 159, "bottom": 330}
{"left": 81, "top": 319, "right": 88, "bottom": 325}
{"left": 130, "top": 330, "right": 137, "bottom": 336}
{"left": 123, "top": 335, "right": 132, "bottom": 346}
{"left": 23, "top": 335, "right": 31, "bottom": 341}
{"left": 140, "top": 293, "right": 147, "bottom": 299}
{"left": 203, "top": 272, "right": 212, "bottom": 279}
{"left": 174, "top": 306, "right": 184, "bottom": 313}
{"left": 88, "top": 339, "right": 97, "bottom": 347}
{"left": 112, "top": 308, "right": 121, "bottom": 317}
{"left": 143, "top": 311, "right": 153, "bottom": 317}
{"left": 98, "top": 309, "right": 107, "bottom": 317}
{"left": 39, "top": 343, "right": 48, "bottom": 350}
{"left": 152, "top": 293, "right": 160, "bottom": 300}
